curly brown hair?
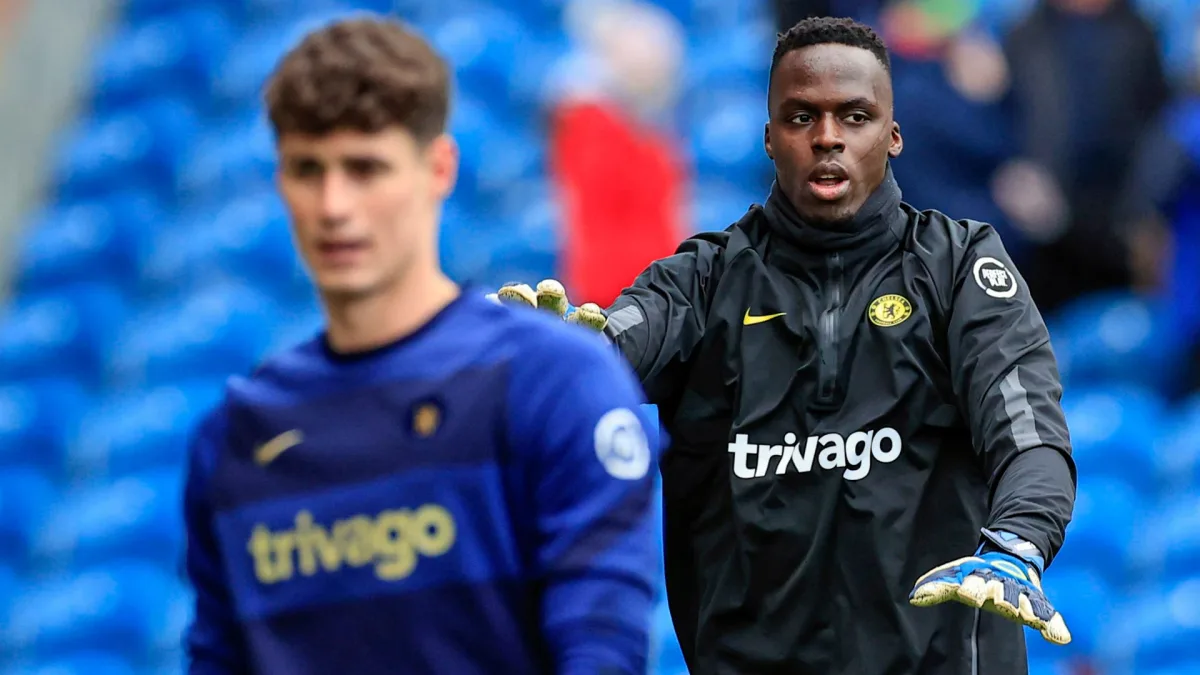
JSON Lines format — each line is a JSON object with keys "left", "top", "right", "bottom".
{"left": 264, "top": 15, "right": 451, "bottom": 144}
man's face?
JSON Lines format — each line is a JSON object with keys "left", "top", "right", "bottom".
{"left": 276, "top": 128, "right": 457, "bottom": 300}
{"left": 765, "top": 44, "right": 902, "bottom": 226}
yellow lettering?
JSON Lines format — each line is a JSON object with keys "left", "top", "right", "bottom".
{"left": 373, "top": 510, "right": 417, "bottom": 580}
{"left": 334, "top": 516, "right": 374, "bottom": 568}
{"left": 294, "top": 510, "right": 341, "bottom": 576}
{"left": 410, "top": 505, "right": 456, "bottom": 557}
{"left": 247, "top": 503, "right": 456, "bottom": 585}
{"left": 271, "top": 531, "right": 296, "bottom": 581}
{"left": 248, "top": 525, "right": 280, "bottom": 584}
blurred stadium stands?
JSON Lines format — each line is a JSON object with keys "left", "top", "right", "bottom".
{"left": 0, "top": 0, "right": 1198, "bottom": 673}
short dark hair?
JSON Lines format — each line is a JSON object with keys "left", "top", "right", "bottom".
{"left": 265, "top": 16, "right": 451, "bottom": 144}
{"left": 771, "top": 16, "right": 891, "bottom": 80}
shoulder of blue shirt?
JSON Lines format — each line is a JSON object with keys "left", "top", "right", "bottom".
{"left": 189, "top": 287, "right": 660, "bottom": 464}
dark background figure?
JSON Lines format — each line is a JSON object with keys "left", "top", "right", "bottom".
{"left": 998, "top": 0, "right": 1171, "bottom": 313}
{"left": 1117, "top": 23, "right": 1200, "bottom": 391}
{"left": 877, "top": 0, "right": 1021, "bottom": 259}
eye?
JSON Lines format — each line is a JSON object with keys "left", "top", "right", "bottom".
{"left": 344, "top": 158, "right": 388, "bottom": 180}
{"left": 846, "top": 112, "right": 870, "bottom": 125}
{"left": 288, "top": 159, "right": 323, "bottom": 179}
{"left": 791, "top": 112, "right": 813, "bottom": 124}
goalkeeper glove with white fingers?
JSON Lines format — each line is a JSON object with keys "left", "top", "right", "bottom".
{"left": 909, "top": 528, "right": 1072, "bottom": 645}
{"left": 488, "top": 279, "right": 609, "bottom": 332}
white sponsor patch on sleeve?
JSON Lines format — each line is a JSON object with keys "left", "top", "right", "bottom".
{"left": 972, "top": 256, "right": 1018, "bottom": 299}
{"left": 593, "top": 408, "right": 651, "bottom": 480}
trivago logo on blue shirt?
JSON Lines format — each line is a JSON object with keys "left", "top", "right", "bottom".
{"left": 213, "top": 466, "right": 522, "bottom": 621}
{"left": 247, "top": 503, "right": 457, "bottom": 584}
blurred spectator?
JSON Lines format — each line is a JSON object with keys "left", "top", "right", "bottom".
{"left": 544, "top": 0, "right": 688, "bottom": 307}
{"left": 998, "top": 0, "right": 1171, "bottom": 313}
{"left": 1118, "top": 18, "right": 1200, "bottom": 390}
{"left": 879, "top": 1, "right": 1019, "bottom": 255}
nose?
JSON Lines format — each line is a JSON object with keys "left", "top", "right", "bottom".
{"left": 811, "top": 115, "right": 845, "bottom": 154}
{"left": 318, "top": 171, "right": 355, "bottom": 226}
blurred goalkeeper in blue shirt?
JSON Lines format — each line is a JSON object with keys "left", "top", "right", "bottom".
{"left": 182, "top": 15, "right": 662, "bottom": 675}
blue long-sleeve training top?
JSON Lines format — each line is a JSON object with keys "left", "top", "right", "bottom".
{"left": 183, "top": 291, "right": 664, "bottom": 674}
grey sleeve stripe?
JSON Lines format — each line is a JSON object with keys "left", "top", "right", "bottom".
{"left": 1000, "top": 367, "right": 1043, "bottom": 452}
{"left": 605, "top": 305, "right": 644, "bottom": 337}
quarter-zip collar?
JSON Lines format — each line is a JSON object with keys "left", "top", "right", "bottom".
{"left": 760, "top": 163, "right": 905, "bottom": 272}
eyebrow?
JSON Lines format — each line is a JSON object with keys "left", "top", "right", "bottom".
{"left": 282, "top": 153, "right": 390, "bottom": 166}
{"left": 782, "top": 94, "right": 879, "bottom": 108}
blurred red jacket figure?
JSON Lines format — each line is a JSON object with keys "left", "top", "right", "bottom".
{"left": 549, "top": 98, "right": 686, "bottom": 307}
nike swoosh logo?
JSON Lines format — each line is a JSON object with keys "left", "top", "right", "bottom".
{"left": 255, "top": 429, "right": 303, "bottom": 466}
{"left": 743, "top": 310, "right": 786, "bottom": 326}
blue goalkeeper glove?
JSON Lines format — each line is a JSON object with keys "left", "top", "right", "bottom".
{"left": 488, "top": 279, "right": 609, "bottom": 332}
{"left": 909, "top": 528, "right": 1071, "bottom": 645}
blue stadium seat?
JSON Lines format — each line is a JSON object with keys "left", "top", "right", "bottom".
{"left": 1153, "top": 395, "right": 1200, "bottom": 495}
{"left": 120, "top": 0, "right": 197, "bottom": 23}
{"left": 1137, "top": 667, "right": 1200, "bottom": 675}
{"left": 106, "top": 282, "right": 280, "bottom": 388}
{"left": 52, "top": 97, "right": 199, "bottom": 202}
{"left": 1049, "top": 292, "right": 1188, "bottom": 395}
{"left": 1036, "top": 567, "right": 1110, "bottom": 657}
{"left": 1128, "top": 579, "right": 1200, "bottom": 671}
{"left": 0, "top": 284, "right": 125, "bottom": 385}
{"left": 0, "top": 380, "right": 88, "bottom": 471}
{"left": 210, "top": 8, "right": 371, "bottom": 109}
{"left": 439, "top": 202, "right": 497, "bottom": 284}
{"left": 176, "top": 111, "right": 274, "bottom": 206}
{"left": 244, "top": 0, "right": 394, "bottom": 21}
{"left": 691, "top": 0, "right": 770, "bottom": 33}
{"left": 90, "top": 5, "right": 234, "bottom": 113}
{"left": 0, "top": 566, "right": 15, "bottom": 641}
{"left": 484, "top": 239, "right": 558, "bottom": 291}
{"left": 0, "top": 467, "right": 54, "bottom": 568}
{"left": 0, "top": 561, "right": 187, "bottom": 662}
{"left": 32, "top": 470, "right": 184, "bottom": 571}
{"left": 139, "top": 192, "right": 307, "bottom": 300}
{"left": 262, "top": 304, "right": 325, "bottom": 358}
{"left": 1024, "top": 657, "right": 1065, "bottom": 675}
{"left": 1130, "top": 494, "right": 1200, "bottom": 584}
{"left": 1050, "top": 476, "right": 1140, "bottom": 586}
{"left": 687, "top": 25, "right": 772, "bottom": 91}
{"left": 450, "top": 93, "right": 545, "bottom": 201}
{"left": 13, "top": 191, "right": 160, "bottom": 295}
{"left": 1060, "top": 385, "right": 1165, "bottom": 495}
{"left": 66, "top": 380, "right": 226, "bottom": 480}
{"left": 692, "top": 179, "right": 759, "bottom": 233}
{"left": 507, "top": 33, "right": 569, "bottom": 109}
{"left": 0, "top": 652, "right": 136, "bottom": 675}
{"left": 506, "top": 0, "right": 566, "bottom": 32}
{"left": 428, "top": 7, "right": 524, "bottom": 113}
{"left": 688, "top": 89, "right": 772, "bottom": 179}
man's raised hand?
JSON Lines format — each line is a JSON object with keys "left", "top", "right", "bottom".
{"left": 489, "top": 279, "right": 608, "bottom": 332}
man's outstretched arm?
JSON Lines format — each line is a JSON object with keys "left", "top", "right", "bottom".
{"left": 496, "top": 230, "right": 728, "bottom": 405}
{"left": 909, "top": 222, "right": 1076, "bottom": 646}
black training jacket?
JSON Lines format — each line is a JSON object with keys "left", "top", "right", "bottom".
{"left": 602, "top": 168, "right": 1077, "bottom": 675}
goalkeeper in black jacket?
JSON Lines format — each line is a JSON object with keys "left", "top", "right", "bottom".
{"left": 497, "top": 17, "right": 1076, "bottom": 675}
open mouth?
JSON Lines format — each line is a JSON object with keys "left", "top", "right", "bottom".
{"left": 807, "top": 164, "right": 851, "bottom": 202}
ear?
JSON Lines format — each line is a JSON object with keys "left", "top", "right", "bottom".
{"left": 428, "top": 134, "right": 459, "bottom": 198}
{"left": 764, "top": 122, "right": 774, "bottom": 161}
{"left": 887, "top": 121, "right": 903, "bottom": 159}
